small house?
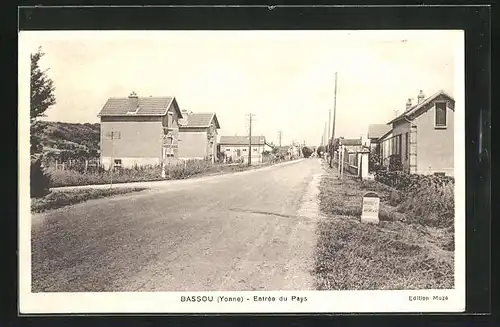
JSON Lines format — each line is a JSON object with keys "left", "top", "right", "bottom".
{"left": 379, "top": 89, "right": 455, "bottom": 176}
{"left": 177, "top": 109, "right": 220, "bottom": 162}
{"left": 97, "top": 92, "right": 183, "bottom": 169}
{"left": 219, "top": 136, "right": 267, "bottom": 165}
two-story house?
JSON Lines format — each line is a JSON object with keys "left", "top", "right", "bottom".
{"left": 219, "top": 136, "right": 267, "bottom": 165}
{"left": 379, "top": 89, "right": 455, "bottom": 176}
{"left": 178, "top": 109, "right": 220, "bottom": 162}
{"left": 97, "top": 92, "right": 183, "bottom": 169}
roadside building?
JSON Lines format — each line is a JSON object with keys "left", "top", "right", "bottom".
{"left": 177, "top": 109, "right": 220, "bottom": 163}
{"left": 97, "top": 92, "right": 183, "bottom": 169}
{"left": 219, "top": 136, "right": 267, "bottom": 165}
{"left": 367, "top": 124, "right": 393, "bottom": 166}
{"left": 377, "top": 89, "right": 455, "bottom": 176}
{"left": 340, "top": 138, "right": 363, "bottom": 152}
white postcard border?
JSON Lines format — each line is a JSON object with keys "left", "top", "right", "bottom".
{"left": 18, "top": 30, "right": 466, "bottom": 314}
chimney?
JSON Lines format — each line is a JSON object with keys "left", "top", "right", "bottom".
{"left": 128, "top": 91, "right": 139, "bottom": 112}
{"left": 417, "top": 90, "right": 425, "bottom": 104}
{"left": 406, "top": 98, "right": 412, "bottom": 111}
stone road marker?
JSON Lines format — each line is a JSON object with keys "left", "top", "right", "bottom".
{"left": 361, "top": 191, "right": 380, "bottom": 224}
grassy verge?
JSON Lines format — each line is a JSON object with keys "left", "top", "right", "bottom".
{"left": 31, "top": 187, "right": 147, "bottom": 213}
{"left": 314, "top": 163, "right": 454, "bottom": 290}
{"left": 46, "top": 159, "right": 279, "bottom": 188}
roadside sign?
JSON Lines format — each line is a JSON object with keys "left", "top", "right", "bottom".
{"left": 361, "top": 192, "right": 380, "bottom": 224}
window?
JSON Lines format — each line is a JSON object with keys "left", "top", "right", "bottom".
{"left": 167, "top": 112, "right": 173, "bottom": 128}
{"left": 166, "top": 146, "right": 174, "bottom": 157}
{"left": 392, "top": 135, "right": 401, "bottom": 155}
{"left": 113, "top": 159, "right": 122, "bottom": 168}
{"left": 405, "top": 132, "right": 409, "bottom": 160}
{"left": 435, "top": 102, "right": 447, "bottom": 128}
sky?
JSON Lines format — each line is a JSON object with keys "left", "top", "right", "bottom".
{"left": 19, "top": 30, "right": 463, "bottom": 146}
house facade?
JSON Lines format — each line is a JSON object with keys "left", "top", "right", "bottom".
{"left": 97, "top": 92, "right": 183, "bottom": 169}
{"left": 219, "top": 136, "right": 266, "bottom": 165}
{"left": 178, "top": 109, "right": 220, "bottom": 162}
{"left": 378, "top": 90, "right": 455, "bottom": 176}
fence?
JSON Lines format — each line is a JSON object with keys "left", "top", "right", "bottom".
{"left": 330, "top": 147, "right": 369, "bottom": 178}
{"left": 47, "top": 158, "right": 102, "bottom": 173}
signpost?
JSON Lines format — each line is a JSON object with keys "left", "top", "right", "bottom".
{"left": 162, "top": 131, "right": 177, "bottom": 178}
{"left": 361, "top": 192, "right": 380, "bottom": 224}
{"left": 106, "top": 131, "right": 121, "bottom": 188}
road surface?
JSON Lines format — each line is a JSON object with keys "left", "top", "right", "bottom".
{"left": 31, "top": 158, "right": 324, "bottom": 292}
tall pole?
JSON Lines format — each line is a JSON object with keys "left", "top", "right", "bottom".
{"left": 247, "top": 113, "right": 255, "bottom": 166}
{"left": 278, "top": 130, "right": 282, "bottom": 148}
{"left": 329, "top": 72, "right": 338, "bottom": 168}
{"left": 332, "top": 72, "right": 338, "bottom": 143}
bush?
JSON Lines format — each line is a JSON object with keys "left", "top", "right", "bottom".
{"left": 31, "top": 158, "right": 51, "bottom": 198}
{"left": 302, "top": 146, "right": 313, "bottom": 158}
{"left": 375, "top": 170, "right": 454, "bottom": 193}
{"left": 374, "top": 170, "right": 455, "bottom": 228}
{"left": 317, "top": 146, "right": 325, "bottom": 156}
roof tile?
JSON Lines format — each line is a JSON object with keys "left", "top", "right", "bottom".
{"left": 98, "top": 97, "right": 173, "bottom": 116}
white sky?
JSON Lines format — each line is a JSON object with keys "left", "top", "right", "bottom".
{"left": 19, "top": 30, "right": 463, "bottom": 146}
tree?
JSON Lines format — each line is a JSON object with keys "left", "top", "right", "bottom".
{"left": 31, "top": 47, "right": 56, "bottom": 156}
{"left": 30, "top": 47, "right": 56, "bottom": 197}
{"left": 317, "top": 145, "right": 325, "bottom": 156}
{"left": 301, "top": 146, "right": 313, "bottom": 158}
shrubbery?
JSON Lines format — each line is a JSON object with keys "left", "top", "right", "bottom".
{"left": 47, "top": 159, "right": 251, "bottom": 188}
{"left": 302, "top": 146, "right": 313, "bottom": 158}
{"left": 375, "top": 170, "right": 454, "bottom": 193}
{"left": 31, "top": 158, "right": 51, "bottom": 198}
{"left": 375, "top": 170, "right": 455, "bottom": 228}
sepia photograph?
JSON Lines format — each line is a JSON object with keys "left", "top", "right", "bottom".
{"left": 19, "top": 29, "right": 465, "bottom": 313}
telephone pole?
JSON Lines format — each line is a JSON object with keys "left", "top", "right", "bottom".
{"left": 247, "top": 113, "right": 255, "bottom": 166}
{"left": 329, "top": 72, "right": 338, "bottom": 168}
{"left": 331, "top": 72, "right": 338, "bottom": 142}
{"left": 278, "top": 130, "right": 282, "bottom": 148}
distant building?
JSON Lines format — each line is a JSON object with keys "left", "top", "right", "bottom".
{"left": 340, "top": 138, "right": 363, "bottom": 153}
{"left": 97, "top": 92, "right": 183, "bottom": 169}
{"left": 367, "top": 124, "right": 393, "bottom": 166}
{"left": 219, "top": 136, "right": 266, "bottom": 165}
{"left": 377, "top": 89, "right": 455, "bottom": 176}
{"left": 178, "top": 109, "right": 220, "bottom": 162}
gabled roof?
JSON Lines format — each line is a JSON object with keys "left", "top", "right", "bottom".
{"left": 179, "top": 112, "right": 220, "bottom": 129}
{"left": 387, "top": 90, "right": 455, "bottom": 124}
{"left": 98, "top": 96, "right": 183, "bottom": 118}
{"left": 219, "top": 136, "right": 266, "bottom": 145}
{"left": 341, "top": 138, "right": 362, "bottom": 146}
{"left": 368, "top": 124, "right": 392, "bottom": 140}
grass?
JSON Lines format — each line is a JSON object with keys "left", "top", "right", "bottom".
{"left": 31, "top": 187, "right": 147, "bottom": 213}
{"left": 46, "top": 159, "right": 270, "bottom": 188}
{"left": 314, "top": 163, "right": 454, "bottom": 290}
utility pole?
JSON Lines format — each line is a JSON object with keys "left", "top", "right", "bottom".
{"left": 247, "top": 113, "right": 255, "bottom": 166}
{"left": 330, "top": 72, "right": 338, "bottom": 168}
{"left": 278, "top": 130, "right": 282, "bottom": 148}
